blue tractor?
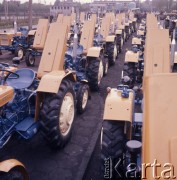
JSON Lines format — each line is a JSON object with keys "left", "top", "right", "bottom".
{"left": 0, "top": 63, "right": 39, "bottom": 148}
{"left": 0, "top": 21, "right": 90, "bottom": 150}
{"left": 0, "top": 29, "right": 35, "bottom": 61}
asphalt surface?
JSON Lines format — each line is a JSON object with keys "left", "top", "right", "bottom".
{"left": 0, "top": 35, "right": 132, "bottom": 180}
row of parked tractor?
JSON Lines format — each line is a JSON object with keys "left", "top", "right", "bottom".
{"left": 101, "top": 12, "right": 177, "bottom": 179}
{"left": 0, "top": 11, "right": 138, "bottom": 179}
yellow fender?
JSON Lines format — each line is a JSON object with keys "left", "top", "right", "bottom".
{"left": 103, "top": 88, "right": 134, "bottom": 122}
{"left": 174, "top": 52, "right": 177, "bottom": 64}
{"left": 37, "top": 70, "right": 76, "bottom": 93}
{"left": 0, "top": 159, "right": 28, "bottom": 180}
{"left": 87, "top": 47, "right": 102, "bottom": 58}
{"left": 35, "top": 70, "right": 76, "bottom": 120}
{"left": 116, "top": 29, "right": 122, "bottom": 35}
{"left": 132, "top": 37, "right": 142, "bottom": 45}
{"left": 125, "top": 50, "right": 139, "bottom": 63}
{"left": 137, "top": 30, "right": 145, "bottom": 36}
{"left": 105, "top": 35, "right": 115, "bottom": 42}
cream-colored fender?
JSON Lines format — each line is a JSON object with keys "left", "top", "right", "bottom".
{"left": 125, "top": 50, "right": 139, "bottom": 63}
{"left": 87, "top": 47, "right": 102, "bottom": 58}
{"left": 0, "top": 159, "right": 28, "bottom": 180}
{"left": 133, "top": 18, "right": 137, "bottom": 22}
{"left": 174, "top": 52, "right": 177, "bottom": 64}
{"left": 35, "top": 70, "right": 76, "bottom": 120}
{"left": 37, "top": 70, "right": 76, "bottom": 93}
{"left": 103, "top": 88, "right": 134, "bottom": 122}
{"left": 132, "top": 37, "right": 142, "bottom": 45}
{"left": 116, "top": 29, "right": 122, "bottom": 35}
{"left": 105, "top": 35, "right": 115, "bottom": 42}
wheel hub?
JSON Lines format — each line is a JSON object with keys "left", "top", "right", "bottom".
{"left": 105, "top": 61, "right": 108, "bottom": 74}
{"left": 98, "top": 60, "right": 104, "bottom": 85}
{"left": 113, "top": 45, "right": 117, "bottom": 62}
{"left": 59, "top": 92, "right": 74, "bottom": 136}
{"left": 18, "top": 49, "right": 23, "bottom": 59}
{"left": 29, "top": 55, "right": 35, "bottom": 65}
{"left": 82, "top": 89, "right": 88, "bottom": 109}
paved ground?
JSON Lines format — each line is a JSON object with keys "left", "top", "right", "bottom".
{"left": 0, "top": 35, "right": 132, "bottom": 180}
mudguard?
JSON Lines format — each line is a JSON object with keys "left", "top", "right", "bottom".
{"left": 0, "top": 159, "right": 28, "bottom": 180}
{"left": 37, "top": 70, "right": 76, "bottom": 93}
{"left": 133, "top": 18, "right": 137, "bottom": 22}
{"left": 105, "top": 35, "right": 115, "bottom": 42}
{"left": 137, "top": 30, "right": 145, "bottom": 36}
{"left": 132, "top": 37, "right": 142, "bottom": 45}
{"left": 35, "top": 70, "right": 76, "bottom": 120}
{"left": 125, "top": 50, "right": 139, "bottom": 63}
{"left": 103, "top": 88, "right": 134, "bottom": 122}
{"left": 87, "top": 47, "right": 102, "bottom": 58}
{"left": 174, "top": 52, "right": 177, "bottom": 64}
{"left": 28, "top": 30, "right": 36, "bottom": 36}
{"left": 116, "top": 29, "right": 122, "bottom": 35}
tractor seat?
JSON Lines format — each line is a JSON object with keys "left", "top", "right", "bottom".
{"left": 6, "top": 68, "right": 35, "bottom": 90}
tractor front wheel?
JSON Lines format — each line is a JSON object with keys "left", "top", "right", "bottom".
{"left": 76, "top": 83, "right": 89, "bottom": 114}
{"left": 25, "top": 51, "right": 35, "bottom": 67}
{"left": 40, "top": 79, "right": 75, "bottom": 149}
{"left": 15, "top": 46, "right": 24, "bottom": 61}
{"left": 106, "top": 42, "right": 117, "bottom": 66}
{"left": 87, "top": 57, "right": 104, "bottom": 91}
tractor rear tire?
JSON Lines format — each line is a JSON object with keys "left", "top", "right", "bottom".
{"left": 15, "top": 46, "right": 24, "bottom": 61}
{"left": 101, "top": 120, "right": 126, "bottom": 179}
{"left": 40, "top": 79, "right": 75, "bottom": 149}
{"left": 4, "top": 167, "right": 27, "bottom": 180}
{"left": 87, "top": 57, "right": 104, "bottom": 91}
{"left": 106, "top": 42, "right": 117, "bottom": 66}
{"left": 76, "top": 83, "right": 89, "bottom": 114}
{"left": 25, "top": 51, "right": 35, "bottom": 67}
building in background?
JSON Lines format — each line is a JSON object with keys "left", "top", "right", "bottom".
{"left": 50, "top": 0, "right": 80, "bottom": 17}
{"left": 90, "top": 0, "right": 136, "bottom": 14}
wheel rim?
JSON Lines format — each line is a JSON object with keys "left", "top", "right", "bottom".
{"left": 113, "top": 45, "right": 117, "bottom": 62}
{"left": 82, "top": 89, "right": 89, "bottom": 109}
{"left": 121, "top": 38, "right": 123, "bottom": 47}
{"left": 29, "top": 54, "right": 34, "bottom": 65}
{"left": 98, "top": 60, "right": 104, "bottom": 85}
{"left": 59, "top": 92, "right": 74, "bottom": 136}
{"left": 18, "top": 49, "right": 23, "bottom": 59}
{"left": 105, "top": 61, "right": 108, "bottom": 74}
{"left": 100, "top": 127, "right": 103, "bottom": 150}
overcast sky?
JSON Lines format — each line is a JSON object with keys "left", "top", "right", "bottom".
{"left": 1, "top": 0, "right": 145, "bottom": 5}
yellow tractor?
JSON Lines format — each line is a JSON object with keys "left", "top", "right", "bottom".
{"left": 25, "top": 19, "right": 49, "bottom": 66}
{"left": 0, "top": 159, "right": 28, "bottom": 180}
{"left": 0, "top": 21, "right": 89, "bottom": 152}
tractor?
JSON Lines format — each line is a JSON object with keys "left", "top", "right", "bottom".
{"left": 64, "top": 15, "right": 105, "bottom": 91}
{"left": 0, "top": 159, "right": 28, "bottom": 180}
{"left": 25, "top": 19, "right": 49, "bottom": 66}
{"left": 0, "top": 22, "right": 89, "bottom": 151}
{"left": 94, "top": 13, "right": 118, "bottom": 67}
{"left": 115, "top": 13, "right": 126, "bottom": 54}
{"left": 0, "top": 28, "right": 34, "bottom": 61}
{"left": 101, "top": 14, "right": 175, "bottom": 179}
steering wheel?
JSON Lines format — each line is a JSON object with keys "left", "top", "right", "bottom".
{"left": 0, "top": 64, "right": 19, "bottom": 85}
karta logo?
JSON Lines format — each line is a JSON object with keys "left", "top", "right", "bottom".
{"left": 104, "top": 158, "right": 176, "bottom": 179}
